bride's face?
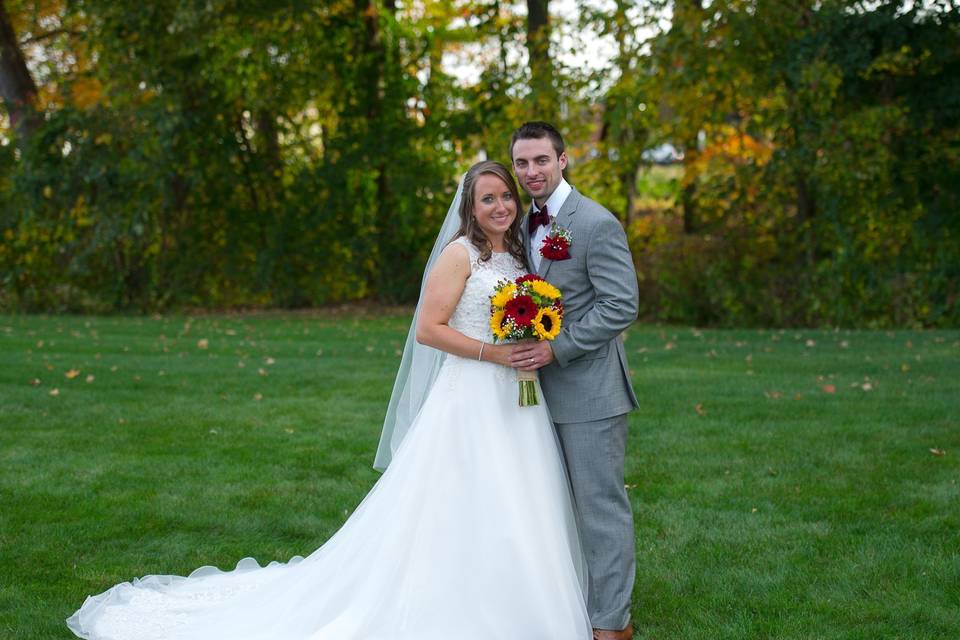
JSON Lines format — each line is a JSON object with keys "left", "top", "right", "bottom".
{"left": 472, "top": 174, "right": 518, "bottom": 240}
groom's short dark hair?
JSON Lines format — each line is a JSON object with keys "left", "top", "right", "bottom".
{"left": 509, "top": 121, "right": 566, "bottom": 162}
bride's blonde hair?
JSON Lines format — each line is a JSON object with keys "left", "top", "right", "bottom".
{"left": 455, "top": 160, "right": 528, "bottom": 269}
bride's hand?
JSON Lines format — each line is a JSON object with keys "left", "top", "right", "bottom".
{"left": 483, "top": 343, "right": 516, "bottom": 367}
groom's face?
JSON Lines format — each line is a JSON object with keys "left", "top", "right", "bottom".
{"left": 511, "top": 137, "right": 567, "bottom": 207}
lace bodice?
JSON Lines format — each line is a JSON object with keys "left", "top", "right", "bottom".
{"left": 447, "top": 237, "right": 527, "bottom": 343}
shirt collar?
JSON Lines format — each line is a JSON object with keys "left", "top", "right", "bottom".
{"left": 533, "top": 177, "right": 572, "bottom": 217}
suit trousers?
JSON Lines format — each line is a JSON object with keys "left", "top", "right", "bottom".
{"left": 555, "top": 414, "right": 635, "bottom": 630}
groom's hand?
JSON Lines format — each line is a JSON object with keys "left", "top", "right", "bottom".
{"left": 509, "top": 342, "right": 554, "bottom": 371}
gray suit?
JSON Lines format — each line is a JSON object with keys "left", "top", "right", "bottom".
{"left": 524, "top": 187, "right": 639, "bottom": 630}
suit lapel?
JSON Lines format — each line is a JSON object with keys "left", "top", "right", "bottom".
{"left": 522, "top": 209, "right": 533, "bottom": 268}
{"left": 537, "top": 188, "right": 580, "bottom": 279}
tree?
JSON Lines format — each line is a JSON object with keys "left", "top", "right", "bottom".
{"left": 525, "top": 0, "right": 555, "bottom": 120}
{"left": 0, "top": 0, "right": 41, "bottom": 150}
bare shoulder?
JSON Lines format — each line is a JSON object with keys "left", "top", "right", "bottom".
{"left": 431, "top": 240, "right": 471, "bottom": 276}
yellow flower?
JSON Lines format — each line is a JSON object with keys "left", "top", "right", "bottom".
{"left": 490, "top": 283, "right": 516, "bottom": 309}
{"left": 532, "top": 307, "right": 562, "bottom": 340}
{"left": 490, "top": 309, "right": 510, "bottom": 340}
{"left": 529, "top": 279, "right": 561, "bottom": 300}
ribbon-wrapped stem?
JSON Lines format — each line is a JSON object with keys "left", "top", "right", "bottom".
{"left": 517, "top": 368, "right": 539, "bottom": 406}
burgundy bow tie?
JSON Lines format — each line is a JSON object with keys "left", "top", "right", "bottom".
{"left": 528, "top": 205, "right": 550, "bottom": 234}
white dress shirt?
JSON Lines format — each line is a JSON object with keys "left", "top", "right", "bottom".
{"left": 529, "top": 178, "right": 572, "bottom": 272}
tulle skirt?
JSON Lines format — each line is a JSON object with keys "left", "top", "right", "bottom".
{"left": 67, "top": 357, "right": 591, "bottom": 639}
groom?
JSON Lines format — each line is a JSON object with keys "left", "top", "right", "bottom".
{"left": 508, "top": 122, "right": 640, "bottom": 640}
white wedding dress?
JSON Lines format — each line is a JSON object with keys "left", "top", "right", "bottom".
{"left": 67, "top": 236, "right": 592, "bottom": 640}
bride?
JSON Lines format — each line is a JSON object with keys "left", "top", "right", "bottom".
{"left": 66, "top": 161, "right": 592, "bottom": 639}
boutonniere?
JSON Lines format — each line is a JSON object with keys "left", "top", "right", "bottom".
{"left": 540, "top": 224, "right": 573, "bottom": 261}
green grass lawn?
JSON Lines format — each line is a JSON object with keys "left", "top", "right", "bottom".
{"left": 1, "top": 313, "right": 958, "bottom": 639}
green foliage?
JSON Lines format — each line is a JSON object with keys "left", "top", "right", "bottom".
{"left": 0, "top": 0, "right": 459, "bottom": 311}
{"left": 632, "top": 0, "right": 960, "bottom": 327}
{"left": 0, "top": 0, "right": 957, "bottom": 327}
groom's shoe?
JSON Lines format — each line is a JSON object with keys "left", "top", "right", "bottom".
{"left": 593, "top": 623, "right": 633, "bottom": 640}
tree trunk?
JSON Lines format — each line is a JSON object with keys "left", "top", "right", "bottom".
{"left": 681, "top": 166, "right": 697, "bottom": 233}
{"left": 0, "top": 1, "right": 42, "bottom": 151}
{"left": 526, "top": 0, "right": 554, "bottom": 120}
{"left": 256, "top": 109, "right": 281, "bottom": 173}
{"left": 796, "top": 170, "right": 816, "bottom": 267}
{"left": 624, "top": 167, "right": 639, "bottom": 225}
{"left": 355, "top": 0, "right": 397, "bottom": 297}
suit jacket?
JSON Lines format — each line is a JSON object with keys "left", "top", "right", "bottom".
{"left": 523, "top": 187, "right": 640, "bottom": 424}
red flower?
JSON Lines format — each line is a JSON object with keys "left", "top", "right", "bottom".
{"left": 516, "top": 273, "right": 542, "bottom": 285}
{"left": 540, "top": 235, "right": 571, "bottom": 260}
{"left": 504, "top": 295, "right": 537, "bottom": 327}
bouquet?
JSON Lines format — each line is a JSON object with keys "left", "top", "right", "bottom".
{"left": 489, "top": 274, "right": 564, "bottom": 406}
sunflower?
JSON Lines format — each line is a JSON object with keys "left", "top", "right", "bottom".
{"left": 529, "top": 279, "right": 561, "bottom": 300}
{"left": 490, "top": 283, "right": 517, "bottom": 309}
{"left": 489, "top": 309, "right": 510, "bottom": 340}
{"left": 532, "top": 306, "right": 562, "bottom": 340}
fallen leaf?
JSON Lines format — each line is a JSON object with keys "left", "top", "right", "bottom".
{"left": 85, "top": 374, "right": 95, "bottom": 383}
{"left": 806, "top": 339, "right": 816, "bottom": 347}
{"left": 694, "top": 403, "right": 706, "bottom": 416}
{"left": 764, "top": 390, "right": 783, "bottom": 399}
{"left": 929, "top": 448, "right": 946, "bottom": 457}
{"left": 861, "top": 383, "right": 873, "bottom": 391}
{"left": 265, "top": 356, "right": 276, "bottom": 365}
{"left": 284, "top": 428, "right": 295, "bottom": 433}
{"left": 840, "top": 340, "right": 849, "bottom": 348}
{"left": 821, "top": 384, "right": 836, "bottom": 394}
{"left": 664, "top": 342, "right": 675, "bottom": 350}
{"left": 258, "top": 368, "right": 267, "bottom": 376}
{"left": 253, "top": 392, "right": 263, "bottom": 401}
{"left": 49, "top": 388, "right": 60, "bottom": 396}
{"left": 29, "top": 378, "right": 41, "bottom": 386}
{"left": 196, "top": 338, "right": 209, "bottom": 349}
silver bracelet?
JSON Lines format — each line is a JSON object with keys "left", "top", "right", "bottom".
{"left": 477, "top": 342, "right": 485, "bottom": 361}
